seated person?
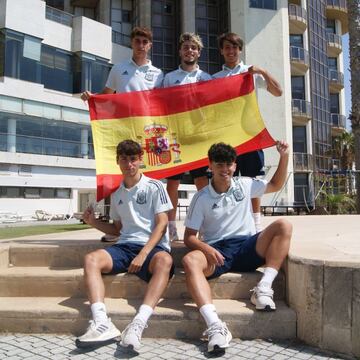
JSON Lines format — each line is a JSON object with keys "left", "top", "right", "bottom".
{"left": 182, "top": 141, "right": 292, "bottom": 354}
{"left": 76, "top": 140, "right": 174, "bottom": 351}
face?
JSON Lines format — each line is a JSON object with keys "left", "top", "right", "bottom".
{"left": 209, "top": 160, "right": 236, "bottom": 183}
{"left": 117, "top": 154, "right": 142, "bottom": 177}
{"left": 220, "top": 40, "right": 241, "bottom": 66}
{"left": 179, "top": 40, "right": 200, "bottom": 65}
{"left": 131, "top": 35, "right": 152, "bottom": 58}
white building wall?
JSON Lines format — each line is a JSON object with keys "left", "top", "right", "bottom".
{"left": 230, "top": 0, "right": 294, "bottom": 205}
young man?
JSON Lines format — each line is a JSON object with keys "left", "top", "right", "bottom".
{"left": 81, "top": 27, "right": 163, "bottom": 242}
{"left": 182, "top": 141, "right": 292, "bottom": 354}
{"left": 213, "top": 32, "right": 282, "bottom": 232}
{"left": 163, "top": 32, "right": 212, "bottom": 241}
{"left": 76, "top": 140, "right": 174, "bottom": 351}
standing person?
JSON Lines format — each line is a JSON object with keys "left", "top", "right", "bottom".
{"left": 81, "top": 27, "right": 163, "bottom": 242}
{"left": 182, "top": 141, "right": 292, "bottom": 354}
{"left": 76, "top": 140, "right": 174, "bottom": 351}
{"left": 213, "top": 32, "right": 282, "bottom": 232}
{"left": 163, "top": 32, "right": 212, "bottom": 241}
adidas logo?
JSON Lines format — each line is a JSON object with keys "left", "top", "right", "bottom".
{"left": 212, "top": 203, "right": 219, "bottom": 209}
{"left": 118, "top": 199, "right": 123, "bottom": 205}
{"left": 175, "top": 79, "right": 181, "bottom": 84}
{"left": 122, "top": 70, "right": 129, "bottom": 75}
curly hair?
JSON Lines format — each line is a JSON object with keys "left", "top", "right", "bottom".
{"left": 208, "top": 143, "right": 237, "bottom": 163}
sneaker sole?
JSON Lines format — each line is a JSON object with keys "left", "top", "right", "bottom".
{"left": 208, "top": 345, "right": 226, "bottom": 355}
{"left": 119, "top": 342, "right": 140, "bottom": 352}
{"left": 256, "top": 305, "right": 276, "bottom": 311}
{"left": 75, "top": 337, "right": 118, "bottom": 349}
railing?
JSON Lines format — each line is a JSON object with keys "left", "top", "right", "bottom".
{"left": 293, "top": 152, "right": 313, "bottom": 172}
{"left": 327, "top": 33, "right": 342, "bottom": 47}
{"left": 290, "top": 46, "right": 309, "bottom": 66}
{"left": 331, "top": 113, "right": 346, "bottom": 128}
{"left": 329, "top": 69, "right": 344, "bottom": 86}
{"left": 45, "top": 6, "right": 73, "bottom": 27}
{"left": 112, "top": 30, "right": 131, "bottom": 47}
{"left": 292, "top": 99, "right": 312, "bottom": 118}
{"left": 326, "top": 0, "right": 347, "bottom": 10}
{"left": 288, "top": 4, "right": 307, "bottom": 20}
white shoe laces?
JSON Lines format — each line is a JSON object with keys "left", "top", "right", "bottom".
{"left": 251, "top": 286, "right": 274, "bottom": 298}
{"left": 203, "top": 322, "right": 227, "bottom": 338}
{"left": 124, "top": 319, "right": 147, "bottom": 340}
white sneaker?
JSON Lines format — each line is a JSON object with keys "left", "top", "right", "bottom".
{"left": 169, "top": 225, "right": 180, "bottom": 242}
{"left": 203, "top": 321, "right": 232, "bottom": 354}
{"left": 120, "top": 318, "right": 148, "bottom": 351}
{"left": 250, "top": 285, "right": 276, "bottom": 311}
{"left": 75, "top": 318, "right": 121, "bottom": 348}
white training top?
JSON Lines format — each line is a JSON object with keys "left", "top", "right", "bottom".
{"left": 105, "top": 59, "right": 164, "bottom": 93}
{"left": 110, "top": 175, "right": 173, "bottom": 251}
{"left": 163, "top": 65, "right": 212, "bottom": 88}
{"left": 184, "top": 176, "right": 267, "bottom": 244}
{"left": 213, "top": 61, "right": 266, "bottom": 90}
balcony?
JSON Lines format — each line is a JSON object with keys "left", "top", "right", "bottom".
{"left": 293, "top": 152, "right": 313, "bottom": 172}
{"left": 327, "top": 33, "right": 342, "bottom": 56}
{"left": 290, "top": 46, "right": 309, "bottom": 75}
{"left": 288, "top": 4, "right": 307, "bottom": 34}
{"left": 326, "top": 0, "right": 348, "bottom": 34}
{"left": 45, "top": 6, "right": 73, "bottom": 27}
{"left": 331, "top": 113, "right": 346, "bottom": 136}
{"left": 329, "top": 69, "right": 344, "bottom": 92}
{"left": 292, "top": 99, "right": 312, "bottom": 125}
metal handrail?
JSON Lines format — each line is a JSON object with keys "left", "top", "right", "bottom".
{"left": 288, "top": 4, "right": 307, "bottom": 20}
{"left": 331, "top": 113, "right": 346, "bottom": 128}
{"left": 290, "top": 46, "right": 309, "bottom": 65}
{"left": 292, "top": 99, "right": 312, "bottom": 118}
{"left": 45, "top": 6, "right": 73, "bottom": 27}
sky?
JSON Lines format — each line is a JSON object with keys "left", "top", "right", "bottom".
{"left": 342, "top": 33, "right": 352, "bottom": 131}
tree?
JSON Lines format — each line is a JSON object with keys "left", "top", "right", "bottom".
{"left": 347, "top": 0, "right": 360, "bottom": 213}
{"left": 332, "top": 131, "right": 355, "bottom": 170}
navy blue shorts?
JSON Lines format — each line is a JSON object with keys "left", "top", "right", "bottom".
{"left": 235, "top": 150, "right": 265, "bottom": 177}
{"left": 207, "top": 234, "right": 265, "bottom": 280}
{"left": 104, "top": 243, "right": 174, "bottom": 283}
{"left": 167, "top": 166, "right": 208, "bottom": 180}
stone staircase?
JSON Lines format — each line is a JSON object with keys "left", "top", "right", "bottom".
{"left": 0, "top": 240, "right": 296, "bottom": 339}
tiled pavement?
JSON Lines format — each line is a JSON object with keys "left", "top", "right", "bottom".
{"left": 0, "top": 334, "right": 355, "bottom": 360}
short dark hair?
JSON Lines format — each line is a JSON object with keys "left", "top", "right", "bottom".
{"left": 116, "top": 140, "right": 143, "bottom": 160}
{"left": 218, "top": 32, "right": 243, "bottom": 51}
{"left": 131, "top": 27, "right": 153, "bottom": 42}
{"left": 208, "top": 143, "right": 237, "bottom": 163}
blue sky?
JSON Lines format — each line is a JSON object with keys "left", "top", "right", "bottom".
{"left": 342, "top": 33, "right": 352, "bottom": 131}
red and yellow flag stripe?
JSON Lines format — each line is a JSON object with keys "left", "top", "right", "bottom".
{"left": 89, "top": 73, "right": 275, "bottom": 200}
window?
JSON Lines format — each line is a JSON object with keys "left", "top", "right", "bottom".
{"left": 330, "top": 94, "right": 339, "bottom": 113}
{"left": 291, "top": 76, "right": 305, "bottom": 99}
{"left": 45, "top": 0, "right": 64, "bottom": 10}
{"left": 24, "top": 188, "right": 40, "bottom": 199}
{"left": 195, "top": 0, "right": 229, "bottom": 74}
{"left": 0, "top": 186, "right": 70, "bottom": 198}
{"left": 294, "top": 174, "right": 310, "bottom": 204}
{"left": 293, "top": 126, "right": 307, "bottom": 153}
{"left": 178, "top": 190, "right": 188, "bottom": 199}
{"left": 151, "top": 0, "right": 179, "bottom": 73}
{"left": 327, "top": 57, "right": 337, "bottom": 70}
{"left": 326, "top": 19, "right": 336, "bottom": 34}
{"left": 290, "top": 35, "right": 303, "bottom": 48}
{"left": 111, "top": 0, "right": 134, "bottom": 47}
{"left": 249, "top": 0, "right": 276, "bottom": 10}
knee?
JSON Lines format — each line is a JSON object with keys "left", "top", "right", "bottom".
{"left": 83, "top": 251, "right": 102, "bottom": 272}
{"left": 152, "top": 252, "right": 173, "bottom": 272}
{"left": 274, "top": 219, "right": 293, "bottom": 239}
{"left": 182, "top": 252, "right": 201, "bottom": 273}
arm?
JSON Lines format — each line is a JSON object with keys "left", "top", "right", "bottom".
{"left": 184, "top": 228, "right": 225, "bottom": 267}
{"left": 83, "top": 206, "right": 121, "bottom": 235}
{"left": 128, "top": 211, "right": 168, "bottom": 273}
{"left": 248, "top": 65, "right": 282, "bottom": 97}
{"left": 265, "top": 140, "right": 290, "bottom": 194}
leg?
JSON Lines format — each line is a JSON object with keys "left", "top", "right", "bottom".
{"left": 76, "top": 249, "right": 120, "bottom": 347}
{"left": 251, "top": 219, "right": 292, "bottom": 311}
{"left": 83, "top": 249, "right": 113, "bottom": 304}
{"left": 251, "top": 197, "right": 262, "bottom": 232}
{"left": 182, "top": 250, "right": 232, "bottom": 353}
{"left": 166, "top": 179, "right": 180, "bottom": 222}
{"left": 121, "top": 251, "right": 173, "bottom": 351}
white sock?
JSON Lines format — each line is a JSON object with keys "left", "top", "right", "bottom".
{"left": 259, "top": 267, "right": 278, "bottom": 288}
{"left": 199, "top": 303, "right": 221, "bottom": 327}
{"left": 90, "top": 302, "right": 108, "bottom": 323}
{"left": 169, "top": 221, "right": 177, "bottom": 230}
{"left": 133, "top": 304, "right": 153, "bottom": 324}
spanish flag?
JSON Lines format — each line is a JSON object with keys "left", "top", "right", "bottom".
{"left": 89, "top": 72, "right": 275, "bottom": 200}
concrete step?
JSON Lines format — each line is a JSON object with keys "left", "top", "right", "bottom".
{"left": 0, "top": 297, "right": 296, "bottom": 340}
{"left": 6, "top": 241, "right": 188, "bottom": 268}
{"left": 0, "top": 267, "right": 285, "bottom": 300}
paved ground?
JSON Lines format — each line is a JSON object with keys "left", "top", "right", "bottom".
{"left": 0, "top": 334, "right": 355, "bottom": 360}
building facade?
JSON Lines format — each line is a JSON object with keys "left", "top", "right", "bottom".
{"left": 0, "top": 0, "right": 348, "bottom": 216}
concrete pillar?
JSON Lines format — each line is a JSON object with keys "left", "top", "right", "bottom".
{"left": 81, "top": 128, "right": 89, "bottom": 158}
{"left": 181, "top": 0, "right": 195, "bottom": 33}
{"left": 7, "top": 118, "right": 16, "bottom": 153}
